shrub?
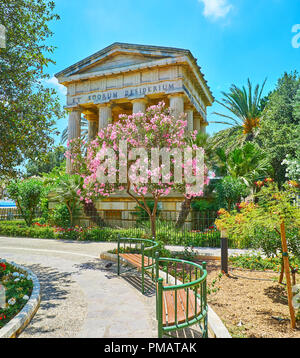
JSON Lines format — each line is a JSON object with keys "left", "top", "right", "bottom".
{"left": 49, "top": 203, "right": 71, "bottom": 228}
{"left": 191, "top": 199, "right": 218, "bottom": 212}
{"left": 229, "top": 253, "right": 300, "bottom": 272}
{"left": 0, "top": 221, "right": 56, "bottom": 239}
{"left": 215, "top": 176, "right": 249, "bottom": 211}
{"left": 7, "top": 178, "right": 45, "bottom": 227}
{"left": 50, "top": 175, "right": 82, "bottom": 227}
{"left": 215, "top": 182, "right": 300, "bottom": 259}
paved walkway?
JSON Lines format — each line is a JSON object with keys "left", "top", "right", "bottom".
{"left": 0, "top": 237, "right": 157, "bottom": 338}
{"left": 0, "top": 236, "right": 253, "bottom": 338}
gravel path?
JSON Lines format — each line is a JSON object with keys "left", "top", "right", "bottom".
{"left": 0, "top": 237, "right": 156, "bottom": 338}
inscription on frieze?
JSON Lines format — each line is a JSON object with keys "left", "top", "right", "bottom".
{"left": 67, "top": 81, "right": 182, "bottom": 106}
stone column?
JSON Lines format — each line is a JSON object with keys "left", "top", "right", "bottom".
{"left": 132, "top": 98, "right": 147, "bottom": 114}
{"left": 193, "top": 116, "right": 201, "bottom": 131}
{"left": 67, "top": 108, "right": 81, "bottom": 174}
{"left": 88, "top": 119, "right": 98, "bottom": 141}
{"left": 200, "top": 122, "right": 207, "bottom": 134}
{"left": 98, "top": 104, "right": 112, "bottom": 128}
{"left": 186, "top": 108, "right": 194, "bottom": 132}
{"left": 169, "top": 94, "right": 184, "bottom": 119}
{"left": 83, "top": 110, "right": 98, "bottom": 141}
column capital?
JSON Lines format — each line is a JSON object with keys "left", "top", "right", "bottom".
{"left": 82, "top": 109, "right": 98, "bottom": 122}
{"left": 167, "top": 93, "right": 185, "bottom": 99}
{"left": 84, "top": 113, "right": 98, "bottom": 122}
{"left": 185, "top": 104, "right": 194, "bottom": 111}
{"left": 96, "top": 102, "right": 113, "bottom": 109}
{"left": 66, "top": 106, "right": 81, "bottom": 113}
{"left": 131, "top": 98, "right": 148, "bottom": 104}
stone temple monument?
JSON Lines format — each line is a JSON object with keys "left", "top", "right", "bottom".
{"left": 55, "top": 42, "right": 214, "bottom": 225}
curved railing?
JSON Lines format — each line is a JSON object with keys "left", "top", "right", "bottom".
{"left": 117, "top": 237, "right": 159, "bottom": 293}
{"left": 155, "top": 256, "right": 208, "bottom": 338}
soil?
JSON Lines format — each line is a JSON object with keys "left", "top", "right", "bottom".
{"left": 205, "top": 260, "right": 300, "bottom": 338}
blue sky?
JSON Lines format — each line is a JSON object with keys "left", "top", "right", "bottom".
{"left": 45, "top": 0, "right": 300, "bottom": 141}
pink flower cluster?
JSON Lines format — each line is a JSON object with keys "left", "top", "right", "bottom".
{"left": 68, "top": 101, "right": 210, "bottom": 204}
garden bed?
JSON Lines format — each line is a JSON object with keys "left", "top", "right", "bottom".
{"left": 0, "top": 259, "right": 40, "bottom": 337}
{"left": 206, "top": 260, "right": 300, "bottom": 338}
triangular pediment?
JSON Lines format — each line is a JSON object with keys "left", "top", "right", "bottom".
{"left": 77, "top": 52, "right": 167, "bottom": 75}
{"left": 55, "top": 43, "right": 191, "bottom": 78}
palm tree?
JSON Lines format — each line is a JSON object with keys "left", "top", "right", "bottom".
{"left": 211, "top": 78, "right": 267, "bottom": 140}
{"left": 51, "top": 175, "right": 82, "bottom": 227}
{"left": 216, "top": 142, "right": 272, "bottom": 190}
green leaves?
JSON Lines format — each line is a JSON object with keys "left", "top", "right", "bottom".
{"left": 216, "top": 142, "right": 271, "bottom": 189}
{"left": 215, "top": 176, "right": 249, "bottom": 211}
{"left": 211, "top": 78, "right": 267, "bottom": 135}
{"left": 0, "top": 0, "right": 64, "bottom": 178}
{"left": 25, "top": 146, "right": 66, "bottom": 178}
{"left": 51, "top": 175, "right": 83, "bottom": 227}
{"left": 7, "top": 178, "right": 45, "bottom": 226}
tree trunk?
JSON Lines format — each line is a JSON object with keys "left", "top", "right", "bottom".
{"left": 150, "top": 214, "right": 156, "bottom": 240}
{"left": 175, "top": 197, "right": 192, "bottom": 229}
{"left": 245, "top": 132, "right": 254, "bottom": 142}
{"left": 278, "top": 259, "right": 284, "bottom": 284}
{"left": 83, "top": 201, "right": 106, "bottom": 227}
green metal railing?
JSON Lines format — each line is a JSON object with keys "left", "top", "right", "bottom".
{"left": 117, "top": 236, "right": 159, "bottom": 294}
{"left": 155, "top": 255, "right": 208, "bottom": 338}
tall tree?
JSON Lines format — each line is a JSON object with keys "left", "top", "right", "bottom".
{"left": 211, "top": 72, "right": 300, "bottom": 186}
{"left": 262, "top": 71, "right": 300, "bottom": 126}
{"left": 293, "top": 87, "right": 300, "bottom": 123}
{"left": 211, "top": 78, "right": 267, "bottom": 141}
{"left": 256, "top": 71, "right": 300, "bottom": 185}
{"left": 0, "top": 0, "right": 64, "bottom": 179}
{"left": 25, "top": 146, "right": 66, "bottom": 178}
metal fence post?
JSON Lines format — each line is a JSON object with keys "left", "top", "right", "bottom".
{"left": 220, "top": 230, "right": 228, "bottom": 274}
{"left": 117, "top": 235, "right": 120, "bottom": 275}
{"left": 157, "top": 278, "right": 163, "bottom": 338}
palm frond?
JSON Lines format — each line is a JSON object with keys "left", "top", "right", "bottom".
{"left": 212, "top": 79, "right": 267, "bottom": 135}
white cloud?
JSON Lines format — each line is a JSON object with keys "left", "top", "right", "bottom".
{"left": 198, "top": 0, "right": 233, "bottom": 19}
{"left": 45, "top": 76, "right": 67, "bottom": 96}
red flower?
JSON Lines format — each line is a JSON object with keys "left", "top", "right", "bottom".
{"left": 0, "top": 263, "right": 6, "bottom": 271}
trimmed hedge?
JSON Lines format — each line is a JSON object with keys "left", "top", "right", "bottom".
{"left": 0, "top": 221, "right": 56, "bottom": 239}
{"left": 0, "top": 221, "right": 230, "bottom": 248}
{"left": 0, "top": 221, "right": 145, "bottom": 242}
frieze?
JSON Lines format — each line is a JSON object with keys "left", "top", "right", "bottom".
{"left": 67, "top": 80, "right": 182, "bottom": 106}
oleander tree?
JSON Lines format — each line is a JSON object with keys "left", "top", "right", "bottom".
{"left": 68, "top": 102, "right": 210, "bottom": 238}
